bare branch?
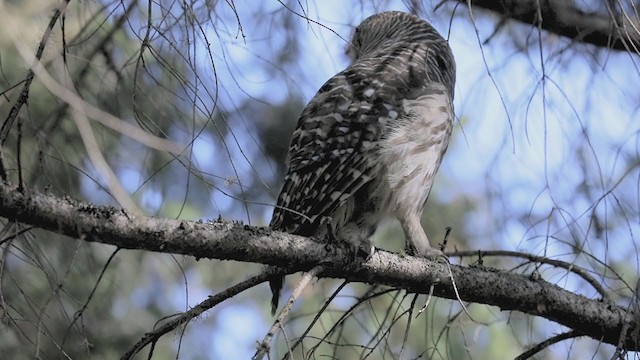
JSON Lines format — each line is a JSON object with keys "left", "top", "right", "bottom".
{"left": 457, "top": 0, "right": 640, "bottom": 53}
{"left": 0, "top": 182, "right": 638, "bottom": 350}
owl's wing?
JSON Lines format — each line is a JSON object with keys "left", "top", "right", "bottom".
{"left": 270, "top": 68, "right": 395, "bottom": 235}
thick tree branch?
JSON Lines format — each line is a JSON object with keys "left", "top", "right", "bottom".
{"left": 458, "top": 0, "right": 640, "bottom": 53}
{"left": 0, "top": 182, "right": 638, "bottom": 350}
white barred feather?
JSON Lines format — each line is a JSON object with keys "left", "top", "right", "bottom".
{"left": 268, "top": 11, "right": 456, "bottom": 314}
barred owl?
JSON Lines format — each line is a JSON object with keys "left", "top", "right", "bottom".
{"left": 269, "top": 11, "right": 456, "bottom": 313}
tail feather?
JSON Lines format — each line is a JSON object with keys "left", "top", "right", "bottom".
{"left": 269, "top": 276, "right": 283, "bottom": 315}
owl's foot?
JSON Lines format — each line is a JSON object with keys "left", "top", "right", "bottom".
{"left": 357, "top": 241, "right": 376, "bottom": 261}
{"left": 331, "top": 223, "right": 374, "bottom": 264}
{"left": 421, "top": 247, "right": 445, "bottom": 258}
{"left": 327, "top": 224, "right": 376, "bottom": 264}
{"left": 408, "top": 246, "right": 448, "bottom": 263}
{"left": 425, "top": 248, "right": 448, "bottom": 263}
{"left": 341, "top": 236, "right": 374, "bottom": 264}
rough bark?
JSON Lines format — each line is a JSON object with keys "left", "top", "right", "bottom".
{"left": 0, "top": 182, "right": 638, "bottom": 350}
{"left": 460, "top": 0, "right": 640, "bottom": 53}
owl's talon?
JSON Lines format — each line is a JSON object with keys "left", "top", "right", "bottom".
{"left": 423, "top": 248, "right": 445, "bottom": 259}
{"left": 339, "top": 238, "right": 374, "bottom": 265}
{"left": 411, "top": 247, "right": 448, "bottom": 263}
{"left": 356, "top": 242, "right": 375, "bottom": 261}
{"left": 365, "top": 245, "right": 376, "bottom": 261}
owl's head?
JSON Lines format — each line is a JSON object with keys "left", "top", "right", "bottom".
{"left": 348, "top": 11, "right": 456, "bottom": 98}
{"left": 349, "top": 11, "right": 448, "bottom": 60}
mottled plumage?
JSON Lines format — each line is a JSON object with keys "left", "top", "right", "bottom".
{"left": 269, "top": 11, "right": 456, "bottom": 314}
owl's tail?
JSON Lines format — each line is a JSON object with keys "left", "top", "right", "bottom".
{"left": 269, "top": 276, "right": 283, "bottom": 315}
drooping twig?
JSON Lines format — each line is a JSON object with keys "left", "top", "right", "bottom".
{"left": 60, "top": 248, "right": 121, "bottom": 352}
{"left": 310, "top": 287, "right": 397, "bottom": 359}
{"left": 253, "top": 265, "right": 325, "bottom": 360}
{"left": 284, "top": 280, "right": 349, "bottom": 359}
{"left": 398, "top": 293, "right": 420, "bottom": 359}
{"left": 448, "top": 249, "right": 611, "bottom": 301}
{"left": 121, "top": 271, "right": 273, "bottom": 360}
{"left": 515, "top": 330, "right": 584, "bottom": 360}
{"left": 417, "top": 284, "right": 435, "bottom": 316}
{"left": 1, "top": 0, "right": 70, "bottom": 145}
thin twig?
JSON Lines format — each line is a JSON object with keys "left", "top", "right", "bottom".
{"left": 447, "top": 249, "right": 611, "bottom": 301}
{"left": 612, "top": 285, "right": 637, "bottom": 360}
{"left": 0, "top": 0, "right": 70, "bottom": 145}
{"left": 284, "top": 281, "right": 349, "bottom": 359}
{"left": 60, "top": 248, "right": 120, "bottom": 351}
{"left": 515, "top": 330, "right": 584, "bottom": 360}
{"left": 446, "top": 261, "right": 474, "bottom": 321}
{"left": 439, "top": 226, "right": 452, "bottom": 252}
{"left": 417, "top": 284, "right": 435, "bottom": 316}
{"left": 398, "top": 293, "right": 419, "bottom": 359}
{"left": 254, "top": 265, "right": 325, "bottom": 360}
{"left": 361, "top": 291, "right": 413, "bottom": 359}
{"left": 7, "top": 36, "right": 183, "bottom": 156}
{"left": 612, "top": 320, "right": 630, "bottom": 360}
{"left": 309, "top": 287, "right": 396, "bottom": 359}
{"left": 121, "top": 271, "right": 273, "bottom": 360}
{"left": 0, "top": 224, "right": 33, "bottom": 246}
